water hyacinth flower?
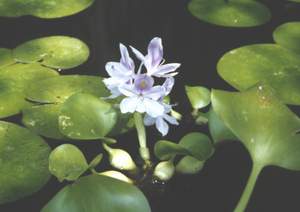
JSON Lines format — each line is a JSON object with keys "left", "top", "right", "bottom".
{"left": 131, "top": 37, "right": 181, "bottom": 78}
{"left": 103, "top": 37, "right": 180, "bottom": 136}
{"left": 103, "top": 44, "right": 135, "bottom": 98}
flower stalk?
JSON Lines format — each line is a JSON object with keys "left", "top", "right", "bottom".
{"left": 134, "top": 113, "right": 151, "bottom": 164}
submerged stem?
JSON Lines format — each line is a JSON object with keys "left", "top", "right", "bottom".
{"left": 134, "top": 113, "right": 151, "bottom": 164}
{"left": 234, "top": 163, "right": 263, "bottom": 212}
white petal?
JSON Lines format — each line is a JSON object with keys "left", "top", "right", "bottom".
{"left": 120, "top": 43, "right": 135, "bottom": 70}
{"left": 120, "top": 97, "right": 140, "bottom": 114}
{"left": 144, "top": 114, "right": 156, "bottom": 126}
{"left": 119, "top": 84, "right": 138, "bottom": 97}
{"left": 143, "top": 86, "right": 165, "bottom": 101}
{"left": 156, "top": 118, "right": 169, "bottom": 136}
{"left": 105, "top": 62, "right": 132, "bottom": 79}
{"left": 130, "top": 46, "right": 145, "bottom": 61}
{"left": 147, "top": 37, "right": 163, "bottom": 69}
{"left": 143, "top": 98, "right": 164, "bottom": 118}
{"left": 163, "top": 114, "right": 179, "bottom": 125}
{"left": 153, "top": 63, "right": 181, "bottom": 77}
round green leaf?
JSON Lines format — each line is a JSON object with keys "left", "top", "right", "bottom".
{"left": 217, "top": 44, "right": 300, "bottom": 105}
{"left": 49, "top": 144, "right": 88, "bottom": 182}
{"left": 25, "top": 75, "right": 109, "bottom": 104}
{"left": 0, "top": 0, "right": 95, "bottom": 19}
{"left": 0, "top": 121, "right": 50, "bottom": 204}
{"left": 22, "top": 104, "right": 66, "bottom": 140}
{"left": 59, "top": 93, "right": 117, "bottom": 139}
{"left": 176, "top": 156, "right": 204, "bottom": 174}
{"left": 154, "top": 140, "right": 190, "bottom": 161}
{"left": 212, "top": 84, "right": 300, "bottom": 170}
{"left": 0, "top": 49, "right": 15, "bottom": 68}
{"left": 42, "top": 174, "right": 151, "bottom": 212}
{"left": 188, "top": 0, "right": 271, "bottom": 27}
{"left": 185, "top": 85, "right": 211, "bottom": 109}
{"left": 0, "top": 63, "right": 58, "bottom": 118}
{"left": 179, "top": 132, "right": 214, "bottom": 161}
{"left": 273, "top": 22, "right": 300, "bottom": 54}
{"left": 208, "top": 107, "right": 237, "bottom": 144}
{"left": 13, "top": 36, "right": 89, "bottom": 69}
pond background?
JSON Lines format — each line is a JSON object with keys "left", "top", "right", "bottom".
{"left": 0, "top": 0, "right": 300, "bottom": 211}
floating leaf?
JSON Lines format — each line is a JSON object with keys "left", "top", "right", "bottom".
{"left": 22, "top": 104, "right": 66, "bottom": 140}
{"left": 42, "top": 175, "right": 151, "bottom": 212}
{"left": 212, "top": 84, "right": 300, "bottom": 212}
{"left": 273, "top": 22, "right": 300, "bottom": 54}
{"left": 154, "top": 140, "right": 190, "bottom": 161}
{"left": 154, "top": 132, "right": 214, "bottom": 161}
{"left": 208, "top": 108, "right": 237, "bottom": 144}
{"left": 185, "top": 85, "right": 211, "bottom": 109}
{"left": 49, "top": 144, "right": 89, "bottom": 182}
{"left": 217, "top": 44, "right": 300, "bottom": 105}
{"left": 188, "top": 0, "right": 271, "bottom": 27}
{"left": 59, "top": 93, "right": 117, "bottom": 139}
{"left": 13, "top": 36, "right": 89, "bottom": 69}
{"left": 176, "top": 156, "right": 204, "bottom": 174}
{"left": 0, "top": 63, "right": 58, "bottom": 118}
{"left": 0, "top": 121, "right": 50, "bottom": 204}
{"left": 0, "top": 48, "right": 15, "bottom": 68}
{"left": 25, "top": 75, "right": 108, "bottom": 104}
{"left": 0, "top": 0, "right": 95, "bottom": 19}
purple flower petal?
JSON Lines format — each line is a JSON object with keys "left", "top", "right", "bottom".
{"left": 143, "top": 86, "right": 165, "bottom": 100}
{"left": 144, "top": 114, "right": 156, "bottom": 126}
{"left": 120, "top": 96, "right": 141, "bottom": 114}
{"left": 153, "top": 63, "right": 181, "bottom": 77}
{"left": 155, "top": 117, "right": 169, "bottom": 136}
{"left": 105, "top": 62, "right": 132, "bottom": 79}
{"left": 143, "top": 98, "right": 165, "bottom": 117}
{"left": 130, "top": 46, "right": 145, "bottom": 61}
{"left": 162, "top": 77, "right": 175, "bottom": 96}
{"left": 119, "top": 84, "right": 138, "bottom": 97}
{"left": 120, "top": 43, "right": 135, "bottom": 70}
{"left": 163, "top": 114, "right": 179, "bottom": 125}
{"left": 147, "top": 37, "right": 163, "bottom": 69}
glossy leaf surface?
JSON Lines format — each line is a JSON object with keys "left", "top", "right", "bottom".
{"left": 218, "top": 44, "right": 300, "bottom": 105}
{"left": 42, "top": 175, "right": 151, "bottom": 212}
{"left": 59, "top": 93, "right": 117, "bottom": 139}
{"left": 13, "top": 36, "right": 89, "bottom": 69}
{"left": 0, "top": 121, "right": 50, "bottom": 204}
{"left": 211, "top": 84, "right": 300, "bottom": 170}
{"left": 188, "top": 0, "right": 271, "bottom": 27}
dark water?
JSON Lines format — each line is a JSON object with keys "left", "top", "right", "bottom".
{"left": 1, "top": 0, "right": 300, "bottom": 211}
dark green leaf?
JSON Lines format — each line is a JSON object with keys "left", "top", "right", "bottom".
{"left": 176, "top": 156, "right": 204, "bottom": 174}
{"left": 0, "top": 121, "right": 50, "bottom": 204}
{"left": 49, "top": 144, "right": 89, "bottom": 182}
{"left": 188, "top": 0, "right": 271, "bottom": 27}
{"left": 42, "top": 175, "right": 151, "bottom": 212}
{"left": 0, "top": 0, "right": 95, "bottom": 18}
{"left": 25, "top": 75, "right": 109, "bottom": 104}
{"left": 211, "top": 84, "right": 300, "bottom": 170}
{"left": 185, "top": 85, "right": 211, "bottom": 109}
{"left": 59, "top": 93, "right": 117, "bottom": 139}
{"left": 273, "top": 22, "right": 300, "bottom": 54}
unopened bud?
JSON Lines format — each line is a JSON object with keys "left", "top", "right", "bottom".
{"left": 100, "top": 170, "right": 133, "bottom": 184}
{"left": 107, "top": 148, "right": 137, "bottom": 171}
{"left": 153, "top": 161, "right": 175, "bottom": 181}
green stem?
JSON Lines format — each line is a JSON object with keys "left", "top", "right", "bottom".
{"left": 234, "top": 163, "right": 263, "bottom": 212}
{"left": 133, "top": 113, "right": 151, "bottom": 163}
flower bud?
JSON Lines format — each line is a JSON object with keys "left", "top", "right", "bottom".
{"left": 100, "top": 170, "right": 133, "bottom": 184}
{"left": 107, "top": 148, "right": 137, "bottom": 171}
{"left": 153, "top": 161, "right": 175, "bottom": 181}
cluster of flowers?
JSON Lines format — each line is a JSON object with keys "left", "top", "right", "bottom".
{"left": 103, "top": 37, "right": 180, "bottom": 136}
